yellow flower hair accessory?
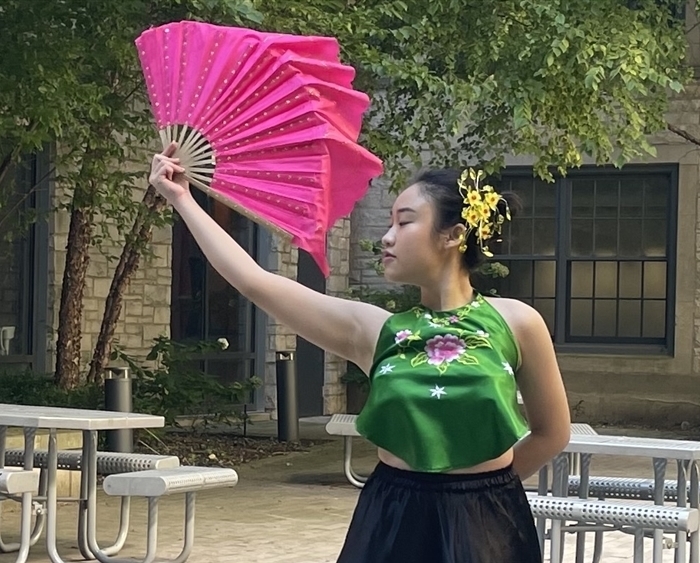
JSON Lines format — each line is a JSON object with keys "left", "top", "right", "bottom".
{"left": 458, "top": 168, "right": 511, "bottom": 258}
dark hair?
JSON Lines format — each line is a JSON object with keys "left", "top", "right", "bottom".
{"left": 411, "top": 168, "right": 521, "bottom": 270}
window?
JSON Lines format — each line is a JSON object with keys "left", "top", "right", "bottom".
{"left": 171, "top": 188, "right": 259, "bottom": 390}
{"left": 0, "top": 152, "right": 50, "bottom": 371}
{"left": 487, "top": 166, "right": 677, "bottom": 352}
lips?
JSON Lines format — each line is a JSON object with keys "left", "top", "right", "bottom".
{"left": 382, "top": 252, "right": 396, "bottom": 261}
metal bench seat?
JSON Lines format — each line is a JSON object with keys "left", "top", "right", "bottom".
{"left": 103, "top": 466, "right": 238, "bottom": 497}
{"left": 0, "top": 469, "right": 39, "bottom": 496}
{"left": 96, "top": 467, "right": 238, "bottom": 563}
{"left": 528, "top": 494, "right": 699, "bottom": 533}
{"left": 4, "top": 449, "right": 180, "bottom": 474}
{"left": 568, "top": 475, "right": 683, "bottom": 502}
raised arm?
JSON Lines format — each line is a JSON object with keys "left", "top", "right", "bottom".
{"left": 150, "top": 143, "right": 390, "bottom": 374}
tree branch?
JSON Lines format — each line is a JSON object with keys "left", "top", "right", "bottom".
{"left": 667, "top": 122, "right": 700, "bottom": 146}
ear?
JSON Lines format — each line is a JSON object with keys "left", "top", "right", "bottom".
{"left": 444, "top": 223, "right": 467, "bottom": 251}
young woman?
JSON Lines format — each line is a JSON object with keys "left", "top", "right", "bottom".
{"left": 149, "top": 143, "right": 570, "bottom": 563}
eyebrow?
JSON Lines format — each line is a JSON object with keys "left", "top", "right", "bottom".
{"left": 395, "top": 207, "right": 416, "bottom": 214}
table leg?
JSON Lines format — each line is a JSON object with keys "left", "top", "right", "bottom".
{"left": 45, "top": 428, "right": 67, "bottom": 563}
{"left": 689, "top": 461, "right": 699, "bottom": 563}
{"left": 549, "top": 453, "right": 569, "bottom": 563}
{"left": 535, "top": 463, "right": 548, "bottom": 557}
{"left": 84, "top": 430, "right": 104, "bottom": 558}
{"left": 575, "top": 453, "right": 592, "bottom": 563}
{"left": 674, "top": 460, "right": 688, "bottom": 563}
{"left": 652, "top": 458, "right": 667, "bottom": 563}
{"left": 77, "top": 430, "right": 95, "bottom": 560}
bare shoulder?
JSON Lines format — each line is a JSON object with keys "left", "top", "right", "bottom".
{"left": 482, "top": 295, "right": 545, "bottom": 333}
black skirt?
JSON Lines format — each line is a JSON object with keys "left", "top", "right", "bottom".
{"left": 336, "top": 462, "right": 541, "bottom": 563}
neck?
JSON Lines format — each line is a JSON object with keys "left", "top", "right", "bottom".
{"left": 419, "top": 269, "right": 475, "bottom": 312}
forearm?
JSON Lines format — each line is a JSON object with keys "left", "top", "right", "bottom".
{"left": 173, "top": 193, "right": 263, "bottom": 297}
{"left": 512, "top": 431, "right": 569, "bottom": 480}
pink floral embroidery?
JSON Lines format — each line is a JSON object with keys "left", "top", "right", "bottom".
{"left": 425, "top": 334, "right": 465, "bottom": 366}
{"left": 395, "top": 329, "right": 413, "bottom": 344}
{"left": 448, "top": 315, "right": 460, "bottom": 324}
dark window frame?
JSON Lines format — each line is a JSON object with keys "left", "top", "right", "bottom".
{"left": 492, "top": 164, "right": 677, "bottom": 355}
{"left": 0, "top": 148, "right": 50, "bottom": 373}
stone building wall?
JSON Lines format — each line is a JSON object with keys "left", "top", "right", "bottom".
{"left": 46, "top": 176, "right": 172, "bottom": 372}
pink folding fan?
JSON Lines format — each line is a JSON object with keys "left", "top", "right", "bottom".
{"left": 135, "top": 21, "right": 383, "bottom": 275}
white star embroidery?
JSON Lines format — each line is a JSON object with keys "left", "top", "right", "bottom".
{"left": 430, "top": 385, "right": 447, "bottom": 399}
{"left": 503, "top": 362, "right": 514, "bottom": 376}
{"left": 378, "top": 363, "right": 395, "bottom": 375}
{"left": 476, "top": 330, "right": 490, "bottom": 338}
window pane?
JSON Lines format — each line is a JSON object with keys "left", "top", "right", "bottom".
{"left": 620, "top": 177, "right": 644, "bottom": 218}
{"left": 533, "top": 219, "right": 556, "bottom": 255}
{"left": 508, "top": 178, "right": 534, "bottom": 217}
{"left": 570, "top": 299, "right": 592, "bottom": 336}
{"left": 594, "top": 300, "right": 617, "bottom": 337}
{"left": 571, "top": 261, "right": 593, "bottom": 298}
{"left": 0, "top": 159, "right": 35, "bottom": 356}
{"left": 206, "top": 359, "right": 255, "bottom": 395}
{"left": 594, "top": 219, "right": 617, "bottom": 256}
{"left": 510, "top": 219, "right": 533, "bottom": 255}
{"left": 503, "top": 261, "right": 533, "bottom": 298}
{"left": 644, "top": 176, "right": 668, "bottom": 218}
{"left": 595, "top": 178, "right": 619, "bottom": 218}
{"left": 618, "top": 300, "right": 642, "bottom": 338}
{"left": 594, "top": 262, "right": 618, "bottom": 298}
{"left": 533, "top": 180, "right": 556, "bottom": 217}
{"left": 643, "top": 262, "right": 666, "bottom": 299}
{"left": 643, "top": 218, "right": 666, "bottom": 257}
{"left": 534, "top": 261, "right": 556, "bottom": 298}
{"left": 642, "top": 300, "right": 666, "bottom": 338}
{"left": 619, "top": 262, "right": 642, "bottom": 298}
{"left": 534, "top": 298, "right": 555, "bottom": 335}
{"left": 571, "top": 219, "right": 593, "bottom": 256}
{"left": 572, "top": 179, "right": 594, "bottom": 217}
{"left": 619, "top": 219, "right": 643, "bottom": 256}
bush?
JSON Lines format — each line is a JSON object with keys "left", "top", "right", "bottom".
{"left": 111, "top": 336, "right": 262, "bottom": 429}
{"left": 0, "top": 369, "right": 102, "bottom": 409}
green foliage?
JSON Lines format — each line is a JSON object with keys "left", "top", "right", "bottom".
{"left": 253, "top": 0, "right": 689, "bottom": 183}
{"left": 0, "top": 369, "right": 103, "bottom": 409}
{"left": 111, "top": 336, "right": 262, "bottom": 428}
{"left": 0, "top": 0, "right": 263, "bottom": 256}
{"left": 340, "top": 362, "right": 370, "bottom": 394}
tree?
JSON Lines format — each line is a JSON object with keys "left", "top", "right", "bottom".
{"left": 254, "top": 0, "right": 690, "bottom": 181}
{"left": 0, "top": 0, "right": 693, "bottom": 388}
{"left": 0, "top": 0, "right": 262, "bottom": 389}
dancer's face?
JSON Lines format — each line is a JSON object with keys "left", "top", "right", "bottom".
{"left": 381, "top": 183, "right": 448, "bottom": 285}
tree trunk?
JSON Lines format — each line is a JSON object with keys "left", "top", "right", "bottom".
{"left": 86, "top": 185, "right": 167, "bottom": 383}
{"left": 54, "top": 203, "right": 93, "bottom": 389}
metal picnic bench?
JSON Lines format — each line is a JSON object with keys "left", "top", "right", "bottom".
{"left": 0, "top": 404, "right": 238, "bottom": 563}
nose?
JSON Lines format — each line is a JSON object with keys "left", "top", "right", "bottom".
{"left": 381, "top": 226, "right": 395, "bottom": 249}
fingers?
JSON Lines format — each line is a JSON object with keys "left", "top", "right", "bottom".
{"left": 150, "top": 157, "right": 185, "bottom": 185}
{"left": 163, "top": 141, "right": 178, "bottom": 157}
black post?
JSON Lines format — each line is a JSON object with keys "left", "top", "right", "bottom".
{"left": 104, "top": 366, "right": 133, "bottom": 452}
{"left": 275, "top": 351, "right": 299, "bottom": 442}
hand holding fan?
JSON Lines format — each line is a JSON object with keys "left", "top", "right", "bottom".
{"left": 135, "top": 21, "right": 383, "bottom": 275}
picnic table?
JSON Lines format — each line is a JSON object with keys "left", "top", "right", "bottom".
{"left": 0, "top": 403, "right": 164, "bottom": 563}
{"left": 544, "top": 434, "right": 700, "bottom": 563}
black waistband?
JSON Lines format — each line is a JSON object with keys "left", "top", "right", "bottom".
{"left": 370, "top": 461, "right": 517, "bottom": 492}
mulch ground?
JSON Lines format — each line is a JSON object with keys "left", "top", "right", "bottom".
{"left": 135, "top": 430, "right": 323, "bottom": 467}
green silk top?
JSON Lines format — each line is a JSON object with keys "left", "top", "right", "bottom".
{"left": 355, "top": 293, "right": 528, "bottom": 473}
